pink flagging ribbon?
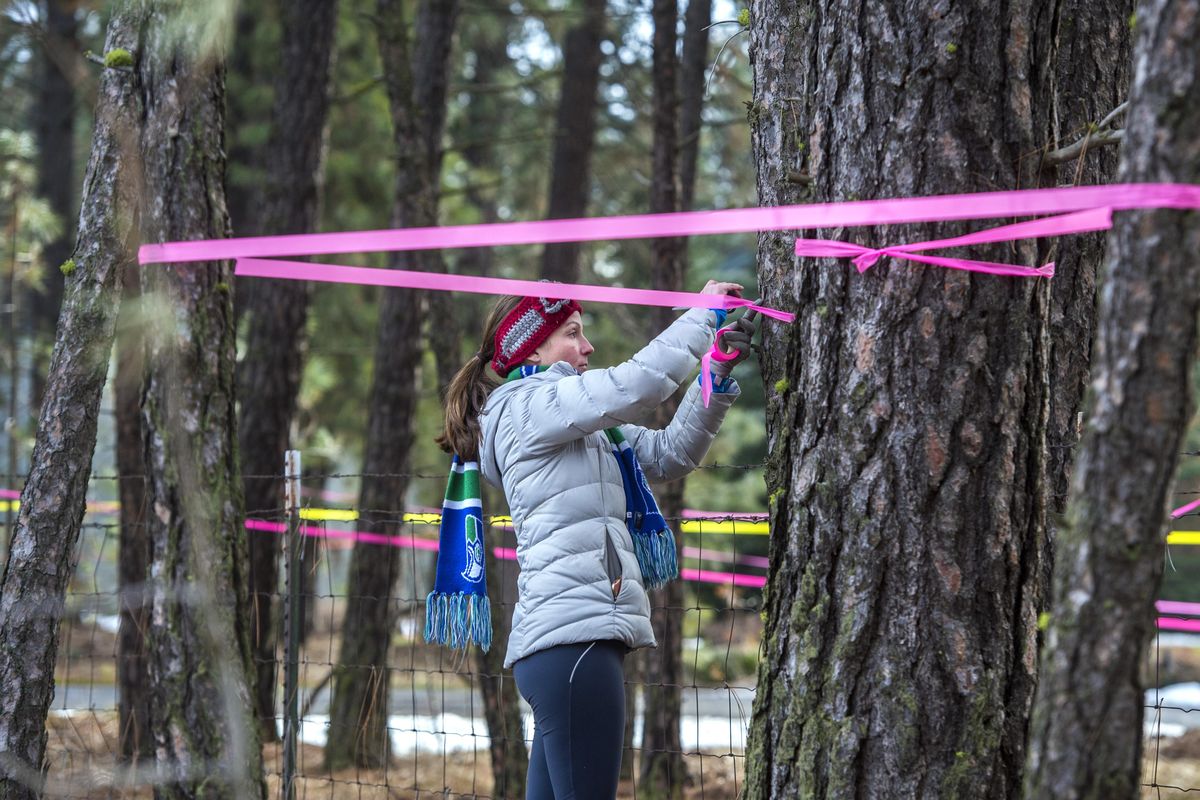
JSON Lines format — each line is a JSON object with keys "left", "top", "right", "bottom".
{"left": 244, "top": 517, "right": 441, "bottom": 551}
{"left": 1158, "top": 617, "right": 1200, "bottom": 634}
{"left": 137, "top": 183, "right": 1200, "bottom": 265}
{"left": 1171, "top": 497, "right": 1200, "bottom": 519}
{"left": 138, "top": 183, "right": 1200, "bottom": 410}
{"left": 682, "top": 568, "right": 765, "bottom": 588}
{"left": 683, "top": 545, "right": 771, "bottom": 569}
{"left": 794, "top": 207, "right": 1115, "bottom": 277}
{"left": 235, "top": 258, "right": 795, "bottom": 323}
{"left": 1157, "top": 600, "right": 1200, "bottom": 617}
{"left": 245, "top": 518, "right": 764, "bottom": 588}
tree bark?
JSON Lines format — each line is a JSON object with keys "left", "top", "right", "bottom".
{"left": 115, "top": 262, "right": 150, "bottom": 762}
{"left": 1044, "top": 0, "right": 1133, "bottom": 521}
{"left": 678, "top": 0, "right": 711, "bottom": 215}
{"left": 1024, "top": 1, "right": 1200, "bottom": 795}
{"left": 474, "top": 487, "right": 528, "bottom": 798}
{"left": 456, "top": 10, "right": 530, "bottom": 794}
{"left": 238, "top": 0, "right": 339, "bottom": 745}
{"left": 744, "top": 2, "right": 1057, "bottom": 796}
{"left": 0, "top": 8, "right": 142, "bottom": 797}
{"left": 136, "top": 4, "right": 264, "bottom": 796}
{"left": 539, "top": 0, "right": 606, "bottom": 283}
{"left": 640, "top": 0, "right": 687, "bottom": 795}
{"left": 30, "top": 0, "right": 78, "bottom": 412}
{"left": 326, "top": 0, "right": 459, "bottom": 770}
{"left": 224, "top": 0, "right": 270, "bottom": 238}
{"left": 224, "top": 0, "right": 273, "bottom": 323}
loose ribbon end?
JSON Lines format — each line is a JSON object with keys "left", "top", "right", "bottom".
{"left": 723, "top": 297, "right": 795, "bottom": 323}
{"left": 1037, "top": 262, "right": 1056, "bottom": 277}
{"left": 700, "top": 351, "right": 713, "bottom": 408}
{"left": 137, "top": 244, "right": 163, "bottom": 265}
{"left": 853, "top": 251, "right": 886, "bottom": 273}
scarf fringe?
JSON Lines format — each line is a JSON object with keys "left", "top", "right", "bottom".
{"left": 632, "top": 528, "right": 680, "bottom": 590}
{"left": 424, "top": 590, "right": 493, "bottom": 652}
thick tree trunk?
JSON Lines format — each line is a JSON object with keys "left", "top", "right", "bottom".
{"left": 115, "top": 264, "right": 150, "bottom": 762}
{"left": 1024, "top": 1, "right": 1200, "bottom": 795}
{"left": 744, "top": 2, "right": 1057, "bottom": 796}
{"left": 1044, "top": 0, "right": 1133, "bottom": 520}
{"left": 0, "top": 9, "right": 142, "bottom": 797}
{"left": 539, "top": 0, "right": 605, "bottom": 283}
{"left": 239, "top": 0, "right": 339, "bottom": 744}
{"left": 326, "top": 0, "right": 458, "bottom": 770}
{"left": 136, "top": 6, "right": 264, "bottom": 797}
{"left": 30, "top": 0, "right": 78, "bottom": 412}
{"left": 454, "top": 11, "right": 530, "bottom": 794}
{"left": 639, "top": 0, "right": 686, "bottom": 795}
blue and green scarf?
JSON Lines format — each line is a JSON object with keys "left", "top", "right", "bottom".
{"left": 424, "top": 365, "right": 679, "bottom": 651}
{"left": 423, "top": 455, "right": 492, "bottom": 651}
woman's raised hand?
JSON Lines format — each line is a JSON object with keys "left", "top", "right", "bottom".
{"left": 699, "top": 280, "right": 744, "bottom": 298}
{"left": 711, "top": 309, "right": 758, "bottom": 379}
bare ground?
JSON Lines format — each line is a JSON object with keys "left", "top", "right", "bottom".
{"left": 42, "top": 711, "right": 746, "bottom": 799}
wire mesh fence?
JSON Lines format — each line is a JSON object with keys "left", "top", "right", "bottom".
{"left": 6, "top": 464, "right": 768, "bottom": 798}
{"left": 3, "top": 460, "right": 1200, "bottom": 798}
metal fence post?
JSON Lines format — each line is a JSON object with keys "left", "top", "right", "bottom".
{"left": 282, "top": 450, "right": 302, "bottom": 800}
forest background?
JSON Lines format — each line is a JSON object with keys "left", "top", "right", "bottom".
{"left": 1, "top": 0, "right": 772, "bottom": 511}
{"left": 3, "top": 0, "right": 1200, "bottom": 797}
{"left": 3, "top": 0, "right": 1198, "bottom": 598}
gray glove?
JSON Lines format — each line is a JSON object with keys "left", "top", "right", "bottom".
{"left": 710, "top": 309, "right": 758, "bottom": 381}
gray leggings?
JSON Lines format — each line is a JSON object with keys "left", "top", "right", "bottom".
{"left": 512, "top": 640, "right": 628, "bottom": 799}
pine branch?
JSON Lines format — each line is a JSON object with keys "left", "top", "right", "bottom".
{"left": 1044, "top": 101, "right": 1128, "bottom": 165}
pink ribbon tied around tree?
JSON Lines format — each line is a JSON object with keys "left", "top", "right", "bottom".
{"left": 793, "top": 206, "right": 1116, "bottom": 278}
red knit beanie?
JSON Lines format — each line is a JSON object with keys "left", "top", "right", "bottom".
{"left": 491, "top": 295, "right": 583, "bottom": 376}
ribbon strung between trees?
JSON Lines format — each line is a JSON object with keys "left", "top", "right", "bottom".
{"left": 138, "top": 182, "right": 1200, "bottom": 405}
{"left": 233, "top": 258, "right": 795, "bottom": 321}
{"left": 138, "top": 182, "right": 1200, "bottom": 265}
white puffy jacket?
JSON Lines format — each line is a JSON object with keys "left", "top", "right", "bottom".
{"left": 478, "top": 308, "right": 740, "bottom": 668}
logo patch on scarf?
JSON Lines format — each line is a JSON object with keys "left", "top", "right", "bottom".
{"left": 462, "top": 516, "right": 484, "bottom": 583}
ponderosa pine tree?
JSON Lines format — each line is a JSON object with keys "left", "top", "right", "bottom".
{"left": 539, "top": 0, "right": 605, "bottom": 284}
{"left": 1043, "top": 1, "right": 1133, "bottom": 527}
{"left": 1, "top": 2, "right": 264, "bottom": 797}
{"left": 238, "top": 0, "right": 340, "bottom": 744}
{"left": 452, "top": 5, "right": 531, "bottom": 793}
{"left": 743, "top": 1, "right": 1075, "bottom": 795}
{"left": 326, "top": 0, "right": 459, "bottom": 770}
{"left": 1024, "top": 0, "right": 1200, "bottom": 794}
{"left": 0, "top": 6, "right": 142, "bottom": 796}
{"left": 136, "top": 3, "right": 264, "bottom": 795}
{"left": 639, "top": 0, "right": 687, "bottom": 794}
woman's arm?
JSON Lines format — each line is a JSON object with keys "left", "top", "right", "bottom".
{"left": 510, "top": 307, "right": 718, "bottom": 452}
{"left": 619, "top": 376, "right": 739, "bottom": 483}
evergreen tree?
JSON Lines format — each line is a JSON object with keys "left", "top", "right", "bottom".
{"left": 1026, "top": 0, "right": 1200, "bottom": 793}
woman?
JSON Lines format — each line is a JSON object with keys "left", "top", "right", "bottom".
{"left": 435, "top": 281, "right": 755, "bottom": 799}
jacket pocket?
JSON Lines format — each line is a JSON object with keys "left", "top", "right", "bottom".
{"left": 603, "top": 527, "right": 624, "bottom": 600}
